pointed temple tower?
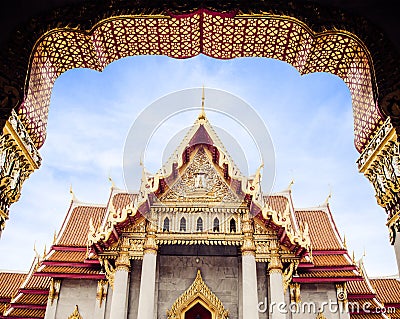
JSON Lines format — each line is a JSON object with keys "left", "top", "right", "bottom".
{"left": 1, "top": 99, "right": 400, "bottom": 319}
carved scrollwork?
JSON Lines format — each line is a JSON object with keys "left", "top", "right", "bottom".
{"left": 358, "top": 117, "right": 400, "bottom": 244}
{"left": 289, "top": 283, "right": 301, "bottom": 304}
{"left": 0, "top": 110, "right": 41, "bottom": 231}
{"left": 96, "top": 280, "right": 108, "bottom": 308}
{"left": 282, "top": 261, "right": 299, "bottom": 292}
{"left": 48, "top": 278, "right": 61, "bottom": 305}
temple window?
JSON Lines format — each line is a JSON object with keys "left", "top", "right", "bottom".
{"left": 197, "top": 217, "right": 203, "bottom": 232}
{"left": 163, "top": 217, "right": 170, "bottom": 232}
{"left": 213, "top": 217, "right": 220, "bottom": 232}
{"left": 230, "top": 218, "right": 236, "bottom": 233}
{"left": 180, "top": 217, "right": 186, "bottom": 232}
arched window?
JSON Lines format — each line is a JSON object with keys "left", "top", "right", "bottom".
{"left": 213, "top": 217, "right": 220, "bottom": 232}
{"left": 163, "top": 217, "right": 170, "bottom": 232}
{"left": 197, "top": 217, "right": 203, "bottom": 232}
{"left": 230, "top": 218, "right": 236, "bottom": 233}
{"left": 180, "top": 217, "right": 186, "bottom": 232}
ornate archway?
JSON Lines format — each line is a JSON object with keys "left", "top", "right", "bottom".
{"left": 167, "top": 270, "right": 229, "bottom": 319}
{"left": 0, "top": 1, "right": 399, "bottom": 256}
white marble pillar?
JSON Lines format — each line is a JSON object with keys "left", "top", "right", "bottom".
{"left": 242, "top": 252, "right": 260, "bottom": 319}
{"left": 44, "top": 279, "right": 61, "bottom": 319}
{"left": 137, "top": 251, "right": 157, "bottom": 319}
{"left": 241, "top": 213, "right": 259, "bottom": 319}
{"left": 137, "top": 219, "right": 158, "bottom": 319}
{"left": 268, "top": 240, "right": 285, "bottom": 319}
{"left": 109, "top": 252, "right": 131, "bottom": 319}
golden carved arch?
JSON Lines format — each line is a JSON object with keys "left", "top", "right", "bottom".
{"left": 167, "top": 270, "right": 229, "bottom": 319}
{"left": 19, "top": 11, "right": 380, "bottom": 152}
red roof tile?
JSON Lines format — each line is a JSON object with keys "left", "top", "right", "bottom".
{"left": 371, "top": 278, "right": 400, "bottom": 304}
{"left": 0, "top": 272, "right": 27, "bottom": 299}
{"left": 348, "top": 279, "right": 375, "bottom": 295}
{"left": 57, "top": 205, "right": 106, "bottom": 247}
{"left": 295, "top": 209, "right": 343, "bottom": 250}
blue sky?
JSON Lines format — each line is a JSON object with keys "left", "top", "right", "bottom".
{"left": 0, "top": 54, "right": 396, "bottom": 276}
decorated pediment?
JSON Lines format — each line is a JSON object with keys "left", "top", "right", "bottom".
{"left": 167, "top": 270, "right": 229, "bottom": 319}
{"left": 159, "top": 146, "right": 242, "bottom": 203}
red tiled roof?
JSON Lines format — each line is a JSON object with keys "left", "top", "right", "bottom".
{"left": 265, "top": 195, "right": 288, "bottom": 215}
{"left": 24, "top": 274, "right": 51, "bottom": 290}
{"left": 38, "top": 266, "right": 100, "bottom": 275}
{"left": 348, "top": 279, "right": 375, "bottom": 295}
{"left": 298, "top": 270, "right": 358, "bottom": 278}
{"left": 112, "top": 193, "right": 136, "bottom": 210}
{"left": 295, "top": 209, "right": 343, "bottom": 250}
{"left": 350, "top": 314, "right": 386, "bottom": 319}
{"left": 47, "top": 250, "right": 87, "bottom": 263}
{"left": 15, "top": 294, "right": 48, "bottom": 305}
{"left": 0, "top": 272, "right": 27, "bottom": 299}
{"left": 311, "top": 254, "right": 352, "bottom": 267}
{"left": 371, "top": 278, "right": 400, "bottom": 304}
{"left": 57, "top": 205, "right": 106, "bottom": 247}
{"left": 6, "top": 307, "right": 46, "bottom": 318}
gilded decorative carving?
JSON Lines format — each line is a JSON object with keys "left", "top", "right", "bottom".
{"left": 160, "top": 147, "right": 240, "bottom": 203}
{"left": 289, "top": 283, "right": 301, "bottom": 304}
{"left": 261, "top": 201, "right": 311, "bottom": 252}
{"left": 357, "top": 118, "right": 400, "bottom": 244}
{"left": 268, "top": 240, "right": 283, "bottom": 274}
{"left": 3, "top": 5, "right": 384, "bottom": 153}
{"left": 316, "top": 312, "right": 327, "bottom": 319}
{"left": 282, "top": 261, "right": 299, "bottom": 292}
{"left": 336, "top": 283, "right": 348, "bottom": 308}
{"left": 101, "top": 258, "right": 115, "bottom": 288}
{"left": 0, "top": 110, "right": 41, "bottom": 231}
{"left": 143, "top": 217, "right": 158, "bottom": 254}
{"left": 241, "top": 212, "right": 256, "bottom": 256}
{"left": 48, "top": 278, "right": 61, "bottom": 305}
{"left": 115, "top": 252, "right": 130, "bottom": 272}
{"left": 68, "top": 305, "right": 83, "bottom": 319}
{"left": 96, "top": 280, "right": 108, "bottom": 308}
{"left": 167, "top": 270, "right": 229, "bottom": 319}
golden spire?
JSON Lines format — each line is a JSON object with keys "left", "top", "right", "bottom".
{"left": 108, "top": 174, "right": 115, "bottom": 188}
{"left": 53, "top": 230, "right": 57, "bottom": 245}
{"left": 287, "top": 178, "right": 295, "bottom": 190}
{"left": 324, "top": 185, "right": 332, "bottom": 205}
{"left": 69, "top": 184, "right": 78, "bottom": 202}
{"left": 198, "top": 85, "right": 206, "bottom": 120}
{"left": 343, "top": 233, "right": 347, "bottom": 249}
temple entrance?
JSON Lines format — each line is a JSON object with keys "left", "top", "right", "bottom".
{"left": 184, "top": 302, "right": 212, "bottom": 319}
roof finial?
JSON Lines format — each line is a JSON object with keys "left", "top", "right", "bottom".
{"left": 198, "top": 85, "right": 206, "bottom": 120}
{"left": 343, "top": 233, "right": 347, "bottom": 249}
{"left": 108, "top": 174, "right": 115, "bottom": 188}
{"left": 324, "top": 184, "right": 332, "bottom": 205}
{"left": 287, "top": 178, "right": 295, "bottom": 190}
{"left": 69, "top": 184, "right": 78, "bottom": 202}
{"left": 53, "top": 230, "right": 57, "bottom": 245}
